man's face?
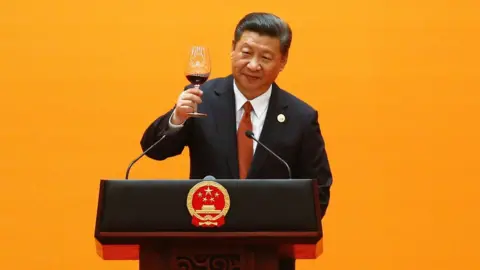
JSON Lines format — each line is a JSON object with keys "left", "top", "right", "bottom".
{"left": 231, "top": 31, "right": 287, "bottom": 95}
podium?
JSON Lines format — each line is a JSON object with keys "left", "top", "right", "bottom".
{"left": 94, "top": 179, "right": 324, "bottom": 270}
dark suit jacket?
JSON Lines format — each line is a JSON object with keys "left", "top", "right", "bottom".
{"left": 141, "top": 74, "right": 333, "bottom": 218}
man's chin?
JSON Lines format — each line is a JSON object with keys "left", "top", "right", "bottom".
{"left": 241, "top": 74, "right": 262, "bottom": 85}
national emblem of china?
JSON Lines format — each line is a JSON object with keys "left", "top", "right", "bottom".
{"left": 186, "top": 181, "right": 230, "bottom": 227}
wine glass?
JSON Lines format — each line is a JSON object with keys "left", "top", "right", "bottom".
{"left": 185, "top": 45, "right": 211, "bottom": 118}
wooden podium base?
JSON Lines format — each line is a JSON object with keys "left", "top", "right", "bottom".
{"left": 139, "top": 243, "right": 279, "bottom": 270}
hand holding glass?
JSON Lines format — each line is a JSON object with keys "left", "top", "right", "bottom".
{"left": 184, "top": 46, "right": 210, "bottom": 118}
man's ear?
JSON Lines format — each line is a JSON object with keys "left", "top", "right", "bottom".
{"left": 230, "top": 40, "right": 237, "bottom": 60}
{"left": 280, "top": 53, "right": 289, "bottom": 71}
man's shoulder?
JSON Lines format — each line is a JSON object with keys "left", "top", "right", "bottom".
{"left": 276, "top": 85, "right": 317, "bottom": 116}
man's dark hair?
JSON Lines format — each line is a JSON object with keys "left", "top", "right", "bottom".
{"left": 233, "top": 12, "right": 292, "bottom": 56}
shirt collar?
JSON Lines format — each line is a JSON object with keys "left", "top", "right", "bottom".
{"left": 233, "top": 80, "right": 272, "bottom": 118}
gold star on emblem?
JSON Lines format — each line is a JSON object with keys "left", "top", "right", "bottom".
{"left": 204, "top": 186, "right": 213, "bottom": 195}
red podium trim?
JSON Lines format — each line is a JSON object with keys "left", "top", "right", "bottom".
{"left": 95, "top": 237, "right": 323, "bottom": 260}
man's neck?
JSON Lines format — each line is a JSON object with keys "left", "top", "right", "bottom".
{"left": 234, "top": 81, "right": 271, "bottom": 100}
{"left": 242, "top": 91, "right": 263, "bottom": 100}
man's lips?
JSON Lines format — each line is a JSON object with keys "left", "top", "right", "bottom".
{"left": 243, "top": 74, "right": 260, "bottom": 80}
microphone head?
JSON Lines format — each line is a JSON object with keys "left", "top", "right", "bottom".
{"left": 245, "top": 130, "right": 254, "bottom": 138}
{"left": 203, "top": 175, "right": 216, "bottom": 180}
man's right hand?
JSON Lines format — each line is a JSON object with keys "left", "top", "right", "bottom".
{"left": 171, "top": 88, "right": 203, "bottom": 125}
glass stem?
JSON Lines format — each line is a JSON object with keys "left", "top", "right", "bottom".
{"left": 193, "top": 84, "right": 200, "bottom": 113}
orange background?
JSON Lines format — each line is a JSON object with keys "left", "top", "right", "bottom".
{"left": 1, "top": 0, "right": 479, "bottom": 269}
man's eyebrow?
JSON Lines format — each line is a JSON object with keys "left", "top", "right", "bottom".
{"left": 242, "top": 41, "right": 275, "bottom": 53}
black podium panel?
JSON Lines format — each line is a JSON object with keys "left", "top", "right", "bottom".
{"left": 96, "top": 179, "right": 320, "bottom": 234}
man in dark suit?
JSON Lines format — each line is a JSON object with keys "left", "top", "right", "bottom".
{"left": 141, "top": 12, "right": 333, "bottom": 270}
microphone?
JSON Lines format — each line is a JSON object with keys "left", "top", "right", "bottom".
{"left": 245, "top": 130, "right": 292, "bottom": 179}
{"left": 125, "top": 129, "right": 172, "bottom": 180}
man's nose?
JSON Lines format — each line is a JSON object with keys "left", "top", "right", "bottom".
{"left": 247, "top": 58, "right": 261, "bottom": 71}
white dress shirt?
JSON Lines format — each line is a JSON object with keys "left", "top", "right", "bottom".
{"left": 169, "top": 80, "right": 272, "bottom": 153}
{"left": 233, "top": 81, "right": 272, "bottom": 153}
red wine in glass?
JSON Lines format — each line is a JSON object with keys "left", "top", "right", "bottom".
{"left": 186, "top": 73, "right": 209, "bottom": 85}
{"left": 185, "top": 46, "right": 211, "bottom": 118}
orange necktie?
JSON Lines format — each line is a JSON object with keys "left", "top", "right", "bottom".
{"left": 237, "top": 101, "right": 253, "bottom": 179}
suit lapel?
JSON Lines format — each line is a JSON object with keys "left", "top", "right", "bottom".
{"left": 248, "top": 83, "right": 288, "bottom": 178}
{"left": 211, "top": 75, "right": 239, "bottom": 179}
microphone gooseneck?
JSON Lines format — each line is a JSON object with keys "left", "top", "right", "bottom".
{"left": 125, "top": 129, "right": 172, "bottom": 180}
{"left": 245, "top": 130, "right": 292, "bottom": 179}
